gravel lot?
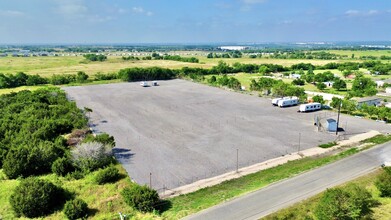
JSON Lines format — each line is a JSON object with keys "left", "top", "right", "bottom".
{"left": 64, "top": 80, "right": 391, "bottom": 191}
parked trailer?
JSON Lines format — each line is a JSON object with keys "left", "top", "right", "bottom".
{"left": 278, "top": 97, "right": 299, "bottom": 107}
{"left": 272, "top": 97, "right": 283, "bottom": 106}
{"left": 299, "top": 102, "right": 322, "bottom": 112}
{"left": 140, "top": 81, "right": 148, "bottom": 87}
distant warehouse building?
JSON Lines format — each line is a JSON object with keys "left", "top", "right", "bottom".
{"left": 219, "top": 46, "right": 249, "bottom": 51}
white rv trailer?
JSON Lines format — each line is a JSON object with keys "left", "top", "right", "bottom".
{"left": 299, "top": 102, "right": 322, "bottom": 112}
{"left": 140, "top": 81, "right": 148, "bottom": 87}
{"left": 278, "top": 96, "right": 299, "bottom": 107}
{"left": 272, "top": 98, "right": 283, "bottom": 106}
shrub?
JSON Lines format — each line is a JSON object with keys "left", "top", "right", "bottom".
{"left": 63, "top": 198, "right": 88, "bottom": 220}
{"left": 318, "top": 142, "right": 337, "bottom": 148}
{"left": 9, "top": 178, "right": 65, "bottom": 218}
{"left": 121, "top": 185, "right": 159, "bottom": 212}
{"left": 94, "top": 165, "right": 120, "bottom": 185}
{"left": 71, "top": 141, "right": 113, "bottom": 172}
{"left": 315, "top": 184, "right": 374, "bottom": 220}
{"left": 83, "top": 133, "right": 115, "bottom": 147}
{"left": 66, "top": 170, "right": 85, "bottom": 180}
{"left": 375, "top": 167, "right": 391, "bottom": 197}
{"left": 3, "top": 142, "right": 62, "bottom": 179}
{"left": 52, "top": 157, "right": 75, "bottom": 176}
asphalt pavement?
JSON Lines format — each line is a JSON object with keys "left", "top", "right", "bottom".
{"left": 184, "top": 142, "right": 391, "bottom": 220}
{"left": 63, "top": 80, "right": 391, "bottom": 190}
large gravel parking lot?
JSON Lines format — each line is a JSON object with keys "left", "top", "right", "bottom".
{"left": 64, "top": 80, "right": 391, "bottom": 191}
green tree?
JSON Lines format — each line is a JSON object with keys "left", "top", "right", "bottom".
{"left": 315, "top": 184, "right": 374, "bottom": 220}
{"left": 316, "top": 82, "right": 326, "bottom": 91}
{"left": 333, "top": 78, "right": 347, "bottom": 91}
{"left": 351, "top": 76, "right": 377, "bottom": 97}
{"left": 312, "top": 95, "right": 325, "bottom": 104}
{"left": 292, "top": 78, "right": 305, "bottom": 86}
{"left": 330, "top": 97, "right": 342, "bottom": 108}
{"left": 76, "top": 71, "right": 89, "bottom": 83}
{"left": 259, "top": 65, "right": 270, "bottom": 74}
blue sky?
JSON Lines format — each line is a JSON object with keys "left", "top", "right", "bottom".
{"left": 0, "top": 0, "right": 390, "bottom": 44}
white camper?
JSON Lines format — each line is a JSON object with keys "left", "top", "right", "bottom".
{"left": 278, "top": 97, "right": 299, "bottom": 107}
{"left": 272, "top": 98, "right": 283, "bottom": 106}
{"left": 140, "top": 81, "right": 148, "bottom": 87}
{"left": 299, "top": 102, "right": 322, "bottom": 112}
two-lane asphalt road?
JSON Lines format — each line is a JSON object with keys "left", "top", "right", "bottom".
{"left": 185, "top": 143, "right": 391, "bottom": 220}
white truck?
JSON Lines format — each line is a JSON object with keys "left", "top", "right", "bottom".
{"left": 299, "top": 102, "right": 322, "bottom": 112}
{"left": 278, "top": 97, "right": 299, "bottom": 107}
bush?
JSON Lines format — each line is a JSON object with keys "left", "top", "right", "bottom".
{"left": 315, "top": 184, "right": 374, "bottom": 220}
{"left": 3, "top": 142, "right": 62, "bottom": 179}
{"left": 71, "top": 141, "right": 113, "bottom": 172}
{"left": 52, "top": 157, "right": 75, "bottom": 176}
{"left": 318, "top": 142, "right": 337, "bottom": 148}
{"left": 94, "top": 165, "right": 120, "bottom": 185}
{"left": 10, "top": 178, "right": 65, "bottom": 218}
{"left": 121, "top": 185, "right": 159, "bottom": 212}
{"left": 66, "top": 170, "right": 85, "bottom": 180}
{"left": 63, "top": 198, "right": 88, "bottom": 220}
{"left": 83, "top": 133, "right": 115, "bottom": 147}
{"left": 375, "top": 167, "right": 391, "bottom": 197}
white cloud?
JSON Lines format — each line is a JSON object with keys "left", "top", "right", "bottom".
{"left": 240, "top": 0, "right": 267, "bottom": 11}
{"left": 55, "top": 0, "right": 88, "bottom": 16}
{"left": 345, "top": 10, "right": 360, "bottom": 16}
{"left": 132, "top": 7, "right": 144, "bottom": 14}
{"left": 345, "top": 9, "right": 382, "bottom": 17}
{"left": 0, "top": 10, "right": 25, "bottom": 17}
{"left": 368, "top": 10, "right": 379, "bottom": 15}
{"left": 132, "top": 7, "right": 153, "bottom": 16}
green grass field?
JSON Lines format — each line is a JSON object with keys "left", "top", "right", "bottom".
{"left": 262, "top": 169, "right": 391, "bottom": 220}
{"left": 0, "top": 54, "right": 375, "bottom": 77}
{"left": 327, "top": 49, "right": 391, "bottom": 57}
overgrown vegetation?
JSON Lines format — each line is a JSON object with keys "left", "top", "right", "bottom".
{"left": 0, "top": 88, "right": 86, "bottom": 174}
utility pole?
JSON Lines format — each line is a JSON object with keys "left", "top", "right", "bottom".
{"left": 236, "top": 149, "right": 239, "bottom": 173}
{"left": 336, "top": 101, "right": 342, "bottom": 135}
{"left": 149, "top": 172, "right": 152, "bottom": 188}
